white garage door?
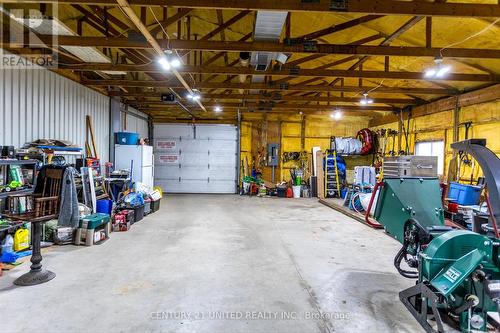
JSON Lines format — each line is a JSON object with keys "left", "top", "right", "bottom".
{"left": 154, "top": 124, "right": 238, "bottom": 193}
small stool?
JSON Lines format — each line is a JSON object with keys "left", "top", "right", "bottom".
{"left": 75, "top": 213, "right": 111, "bottom": 246}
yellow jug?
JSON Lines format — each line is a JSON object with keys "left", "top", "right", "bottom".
{"left": 14, "top": 228, "right": 30, "bottom": 252}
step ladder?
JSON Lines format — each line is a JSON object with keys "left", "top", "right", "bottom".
{"left": 324, "top": 149, "right": 342, "bottom": 198}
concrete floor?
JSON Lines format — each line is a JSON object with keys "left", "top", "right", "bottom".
{"left": 1, "top": 195, "right": 423, "bottom": 333}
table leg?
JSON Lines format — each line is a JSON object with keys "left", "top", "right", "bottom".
{"left": 14, "top": 222, "right": 55, "bottom": 286}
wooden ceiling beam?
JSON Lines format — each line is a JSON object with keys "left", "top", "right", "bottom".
{"left": 202, "top": 32, "right": 253, "bottom": 67}
{"left": 60, "top": 63, "right": 498, "bottom": 82}
{"left": 149, "top": 8, "right": 192, "bottom": 36}
{"left": 138, "top": 103, "right": 395, "bottom": 112}
{"left": 370, "top": 83, "right": 500, "bottom": 126}
{"left": 297, "top": 15, "right": 384, "bottom": 41}
{"left": 82, "top": 79, "right": 455, "bottom": 95}
{"left": 30, "top": 36, "right": 500, "bottom": 59}
{"left": 4, "top": 0, "right": 500, "bottom": 17}
{"left": 112, "top": 92, "right": 417, "bottom": 104}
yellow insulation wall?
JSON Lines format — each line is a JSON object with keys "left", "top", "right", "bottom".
{"left": 240, "top": 115, "right": 370, "bottom": 183}
{"left": 371, "top": 100, "right": 500, "bottom": 181}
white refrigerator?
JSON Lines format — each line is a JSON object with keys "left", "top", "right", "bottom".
{"left": 114, "top": 145, "right": 154, "bottom": 188}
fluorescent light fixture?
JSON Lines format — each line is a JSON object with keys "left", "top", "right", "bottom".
{"left": 214, "top": 105, "right": 222, "bottom": 112}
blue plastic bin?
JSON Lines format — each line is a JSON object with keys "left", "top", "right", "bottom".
{"left": 96, "top": 199, "right": 113, "bottom": 215}
{"left": 115, "top": 132, "right": 139, "bottom": 145}
{"left": 448, "top": 182, "right": 482, "bottom": 205}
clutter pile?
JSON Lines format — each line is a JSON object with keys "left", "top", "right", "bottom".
{"left": 0, "top": 126, "right": 162, "bottom": 284}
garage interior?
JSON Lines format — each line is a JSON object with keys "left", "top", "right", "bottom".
{"left": 0, "top": 1, "right": 500, "bottom": 332}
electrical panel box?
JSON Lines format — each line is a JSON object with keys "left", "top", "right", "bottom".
{"left": 267, "top": 143, "right": 280, "bottom": 167}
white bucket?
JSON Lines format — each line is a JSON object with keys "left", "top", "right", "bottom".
{"left": 292, "top": 185, "right": 301, "bottom": 198}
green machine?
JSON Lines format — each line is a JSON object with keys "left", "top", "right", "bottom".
{"left": 373, "top": 139, "right": 500, "bottom": 333}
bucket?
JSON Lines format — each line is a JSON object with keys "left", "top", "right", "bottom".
{"left": 292, "top": 185, "right": 301, "bottom": 198}
{"left": 242, "top": 182, "right": 251, "bottom": 194}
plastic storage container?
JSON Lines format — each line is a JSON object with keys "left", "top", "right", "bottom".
{"left": 96, "top": 199, "right": 113, "bottom": 215}
{"left": 129, "top": 204, "right": 145, "bottom": 222}
{"left": 118, "top": 209, "right": 135, "bottom": 225}
{"left": 151, "top": 199, "right": 161, "bottom": 213}
{"left": 277, "top": 186, "right": 287, "bottom": 198}
{"left": 115, "top": 132, "right": 140, "bottom": 145}
{"left": 144, "top": 200, "right": 151, "bottom": 215}
{"left": 448, "top": 182, "right": 482, "bottom": 206}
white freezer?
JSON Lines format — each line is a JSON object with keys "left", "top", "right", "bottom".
{"left": 115, "top": 145, "right": 154, "bottom": 188}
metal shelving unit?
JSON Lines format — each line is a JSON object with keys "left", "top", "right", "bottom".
{"left": 0, "top": 159, "right": 38, "bottom": 201}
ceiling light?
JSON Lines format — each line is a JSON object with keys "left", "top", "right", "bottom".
{"left": 424, "top": 57, "right": 451, "bottom": 79}
{"left": 360, "top": 93, "right": 373, "bottom": 105}
{"left": 170, "top": 58, "right": 181, "bottom": 68}
{"left": 331, "top": 110, "right": 342, "bottom": 120}
{"left": 214, "top": 105, "right": 222, "bottom": 112}
{"left": 436, "top": 65, "right": 451, "bottom": 78}
{"left": 424, "top": 68, "right": 437, "bottom": 78}
{"left": 187, "top": 92, "right": 201, "bottom": 101}
{"left": 158, "top": 57, "right": 171, "bottom": 71}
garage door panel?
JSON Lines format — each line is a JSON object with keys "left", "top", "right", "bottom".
{"left": 154, "top": 124, "right": 193, "bottom": 138}
{"left": 179, "top": 139, "right": 207, "bottom": 152}
{"left": 208, "top": 167, "right": 236, "bottom": 179}
{"left": 196, "top": 125, "right": 237, "bottom": 140}
{"left": 179, "top": 153, "right": 209, "bottom": 164}
{"left": 154, "top": 123, "right": 237, "bottom": 193}
{"left": 206, "top": 181, "right": 235, "bottom": 193}
{"left": 154, "top": 165, "right": 180, "bottom": 178}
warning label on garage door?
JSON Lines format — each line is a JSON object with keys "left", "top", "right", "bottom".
{"left": 156, "top": 140, "right": 176, "bottom": 150}
{"left": 158, "top": 154, "right": 179, "bottom": 164}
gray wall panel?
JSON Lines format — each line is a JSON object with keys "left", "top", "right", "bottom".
{"left": 0, "top": 59, "right": 110, "bottom": 161}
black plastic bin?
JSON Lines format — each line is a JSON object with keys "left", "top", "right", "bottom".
{"left": 277, "top": 186, "right": 287, "bottom": 198}
{"left": 151, "top": 199, "right": 161, "bottom": 213}
{"left": 127, "top": 204, "right": 145, "bottom": 223}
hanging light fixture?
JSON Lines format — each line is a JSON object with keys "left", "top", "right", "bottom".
{"left": 158, "top": 57, "right": 171, "bottom": 71}
{"left": 157, "top": 50, "right": 182, "bottom": 71}
{"left": 330, "top": 109, "right": 342, "bottom": 120}
{"left": 214, "top": 105, "right": 222, "bottom": 112}
{"left": 360, "top": 93, "right": 374, "bottom": 105}
{"left": 187, "top": 90, "right": 201, "bottom": 101}
{"left": 424, "top": 57, "right": 451, "bottom": 79}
